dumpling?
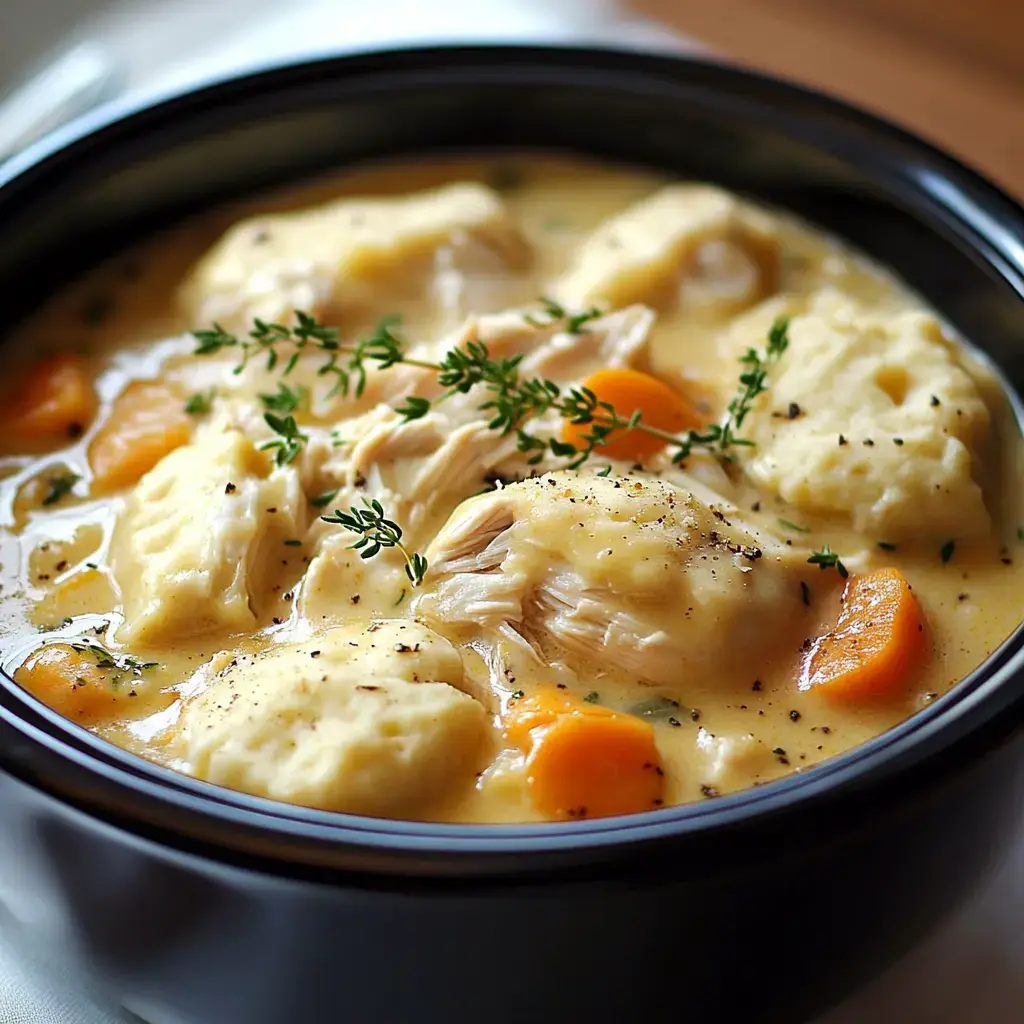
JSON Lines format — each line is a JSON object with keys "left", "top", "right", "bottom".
{"left": 552, "top": 184, "right": 779, "bottom": 313}
{"left": 415, "top": 472, "right": 811, "bottom": 689}
{"left": 738, "top": 293, "right": 991, "bottom": 542}
{"left": 178, "top": 620, "right": 490, "bottom": 816}
{"left": 183, "top": 182, "right": 530, "bottom": 329}
{"left": 113, "top": 417, "right": 307, "bottom": 644}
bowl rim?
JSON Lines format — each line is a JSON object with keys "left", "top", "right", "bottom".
{"left": 1, "top": 42, "right": 1023, "bottom": 876}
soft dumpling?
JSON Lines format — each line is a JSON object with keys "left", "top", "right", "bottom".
{"left": 113, "top": 417, "right": 306, "bottom": 644}
{"left": 738, "top": 293, "right": 991, "bottom": 542}
{"left": 183, "top": 182, "right": 530, "bottom": 329}
{"left": 415, "top": 472, "right": 812, "bottom": 689}
{"left": 177, "top": 620, "right": 490, "bottom": 816}
{"left": 552, "top": 184, "right": 779, "bottom": 314}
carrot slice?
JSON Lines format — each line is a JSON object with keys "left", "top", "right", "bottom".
{"left": 15, "top": 644, "right": 125, "bottom": 726}
{"left": 89, "top": 381, "right": 193, "bottom": 491}
{"left": 561, "top": 367, "right": 702, "bottom": 462}
{"left": 504, "top": 688, "right": 665, "bottom": 819}
{"left": 1, "top": 354, "right": 97, "bottom": 447}
{"left": 803, "top": 568, "right": 928, "bottom": 701}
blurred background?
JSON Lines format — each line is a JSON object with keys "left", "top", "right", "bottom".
{"left": 0, "top": 2, "right": 1022, "bottom": 1022}
{"left": 2, "top": 0, "right": 1023, "bottom": 194}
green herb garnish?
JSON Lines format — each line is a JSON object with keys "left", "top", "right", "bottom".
{"left": 259, "top": 413, "right": 308, "bottom": 466}
{"left": 940, "top": 539, "right": 956, "bottom": 564}
{"left": 321, "top": 498, "right": 428, "bottom": 587}
{"left": 260, "top": 382, "right": 306, "bottom": 414}
{"left": 808, "top": 544, "right": 849, "bottom": 579}
{"left": 310, "top": 488, "right": 340, "bottom": 508}
{"left": 877, "top": 541, "right": 898, "bottom": 551}
{"left": 778, "top": 518, "right": 810, "bottom": 534}
{"left": 42, "top": 473, "right": 80, "bottom": 507}
{"left": 582, "top": 691, "right": 600, "bottom": 704}
{"left": 184, "top": 390, "right": 215, "bottom": 415}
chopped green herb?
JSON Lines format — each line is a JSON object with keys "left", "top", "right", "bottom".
{"left": 808, "top": 544, "right": 849, "bottom": 579}
{"left": 1017, "top": 526, "right": 1024, "bottom": 543}
{"left": 61, "top": 617, "right": 73, "bottom": 627}
{"left": 85, "top": 562, "right": 98, "bottom": 570}
{"left": 509, "top": 689, "right": 525, "bottom": 701}
{"left": 259, "top": 413, "right": 308, "bottom": 466}
{"left": 283, "top": 539, "right": 302, "bottom": 548}
{"left": 42, "top": 473, "right": 80, "bottom": 507}
{"left": 310, "top": 488, "right": 340, "bottom": 508}
{"left": 877, "top": 541, "right": 898, "bottom": 551}
{"left": 69, "top": 641, "right": 156, "bottom": 676}
{"left": 184, "top": 390, "right": 215, "bottom": 415}
{"left": 260, "top": 381, "right": 306, "bottom": 414}
{"left": 596, "top": 465, "right": 613, "bottom": 477}
{"left": 393, "top": 588, "right": 406, "bottom": 607}
{"left": 940, "top": 539, "right": 956, "bottom": 564}
{"left": 583, "top": 690, "right": 600, "bottom": 704}
{"left": 778, "top": 518, "right": 810, "bottom": 534}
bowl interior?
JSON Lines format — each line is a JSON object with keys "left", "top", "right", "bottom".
{"left": 1, "top": 45, "right": 1023, "bottom": 869}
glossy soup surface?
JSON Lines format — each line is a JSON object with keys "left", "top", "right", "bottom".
{"left": 1, "top": 155, "right": 1021, "bottom": 823}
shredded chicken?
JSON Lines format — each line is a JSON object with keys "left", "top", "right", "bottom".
{"left": 415, "top": 471, "right": 813, "bottom": 690}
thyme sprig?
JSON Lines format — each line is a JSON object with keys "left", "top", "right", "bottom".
{"left": 808, "top": 544, "right": 849, "bottom": 579}
{"left": 70, "top": 641, "right": 158, "bottom": 676}
{"left": 321, "top": 498, "right": 428, "bottom": 586}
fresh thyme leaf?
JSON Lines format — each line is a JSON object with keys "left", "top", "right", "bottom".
{"left": 310, "top": 488, "right": 340, "bottom": 508}
{"left": 393, "top": 588, "right": 407, "bottom": 607}
{"left": 778, "top": 518, "right": 810, "bottom": 534}
{"left": 524, "top": 296, "right": 602, "bottom": 334}
{"left": 184, "top": 390, "right": 215, "bottom": 415}
{"left": 940, "top": 539, "right": 956, "bottom": 564}
{"left": 321, "top": 497, "right": 428, "bottom": 587}
{"left": 808, "top": 544, "right": 849, "bottom": 579}
{"left": 61, "top": 617, "right": 74, "bottom": 627}
{"left": 583, "top": 691, "right": 600, "bottom": 704}
{"left": 283, "top": 539, "right": 302, "bottom": 548}
{"left": 877, "top": 541, "right": 898, "bottom": 551}
{"left": 85, "top": 562, "right": 98, "bottom": 570}
{"left": 42, "top": 473, "right": 80, "bottom": 507}
{"left": 69, "top": 641, "right": 157, "bottom": 676}
{"left": 260, "top": 381, "right": 306, "bottom": 414}
{"left": 259, "top": 413, "right": 308, "bottom": 466}
{"left": 395, "top": 395, "right": 432, "bottom": 422}
{"left": 596, "top": 465, "right": 613, "bottom": 477}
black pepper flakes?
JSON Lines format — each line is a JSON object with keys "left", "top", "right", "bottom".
{"left": 225, "top": 482, "right": 237, "bottom": 494}
{"left": 838, "top": 434, "right": 848, "bottom": 446}
{"left": 700, "top": 785, "right": 720, "bottom": 798}
{"left": 752, "top": 679, "right": 762, "bottom": 692}
{"left": 800, "top": 581, "right": 810, "bottom": 607}
{"left": 667, "top": 716, "right": 681, "bottom": 728}
{"left": 310, "top": 650, "right": 321, "bottom": 659}
{"left": 930, "top": 395, "right": 941, "bottom": 406}
{"left": 893, "top": 437, "right": 904, "bottom": 446}
{"left": 789, "top": 710, "right": 801, "bottom": 722}
{"left": 863, "top": 438, "right": 875, "bottom": 447}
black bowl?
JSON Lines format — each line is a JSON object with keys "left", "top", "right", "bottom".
{"left": 1, "top": 45, "right": 1023, "bottom": 1024}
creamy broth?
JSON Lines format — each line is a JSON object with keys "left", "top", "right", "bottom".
{"left": 1, "top": 155, "right": 1021, "bottom": 823}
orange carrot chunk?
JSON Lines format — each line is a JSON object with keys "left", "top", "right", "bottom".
{"left": 1, "top": 354, "right": 97, "bottom": 447}
{"left": 89, "top": 381, "right": 193, "bottom": 491}
{"left": 505, "top": 688, "right": 665, "bottom": 819}
{"left": 15, "top": 644, "right": 124, "bottom": 726}
{"left": 561, "top": 367, "right": 703, "bottom": 463}
{"left": 803, "top": 567, "right": 928, "bottom": 701}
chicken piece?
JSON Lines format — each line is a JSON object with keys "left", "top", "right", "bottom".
{"left": 183, "top": 182, "right": 531, "bottom": 330}
{"left": 738, "top": 291, "right": 992, "bottom": 541}
{"left": 113, "top": 416, "right": 307, "bottom": 644}
{"left": 178, "top": 620, "right": 490, "bottom": 817}
{"left": 552, "top": 185, "right": 779, "bottom": 314}
{"left": 415, "top": 472, "right": 809, "bottom": 689}
{"left": 447, "top": 303, "right": 656, "bottom": 380}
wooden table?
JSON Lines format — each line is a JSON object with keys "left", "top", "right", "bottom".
{"left": 632, "top": 0, "right": 1024, "bottom": 198}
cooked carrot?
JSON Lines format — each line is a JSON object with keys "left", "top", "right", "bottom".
{"left": 15, "top": 644, "right": 125, "bottom": 725}
{"left": 1, "top": 354, "right": 97, "bottom": 447}
{"left": 89, "top": 381, "right": 192, "bottom": 491}
{"left": 504, "top": 688, "right": 665, "bottom": 819}
{"left": 562, "top": 367, "right": 702, "bottom": 462}
{"left": 803, "top": 568, "right": 928, "bottom": 701}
